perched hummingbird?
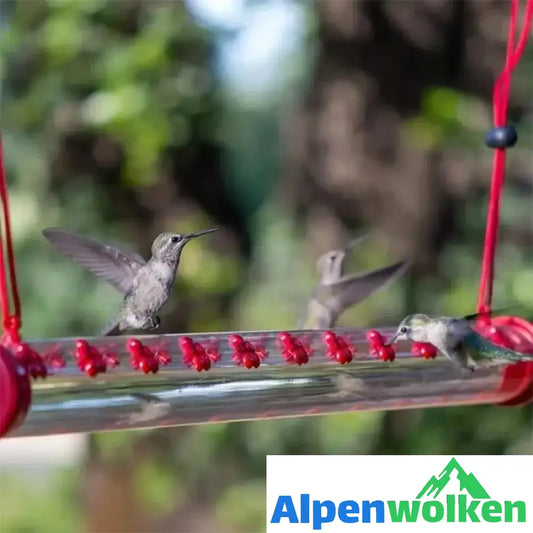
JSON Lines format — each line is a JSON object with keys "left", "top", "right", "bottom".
{"left": 389, "top": 312, "right": 533, "bottom": 371}
{"left": 42, "top": 227, "right": 219, "bottom": 335}
{"left": 300, "top": 235, "right": 409, "bottom": 329}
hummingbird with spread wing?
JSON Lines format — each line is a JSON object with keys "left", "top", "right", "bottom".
{"left": 389, "top": 312, "right": 533, "bottom": 371}
{"left": 300, "top": 235, "right": 409, "bottom": 329}
{"left": 42, "top": 227, "right": 219, "bottom": 335}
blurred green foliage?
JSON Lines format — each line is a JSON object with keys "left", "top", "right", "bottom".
{"left": 0, "top": 1, "right": 531, "bottom": 532}
{"left": 0, "top": 470, "right": 79, "bottom": 533}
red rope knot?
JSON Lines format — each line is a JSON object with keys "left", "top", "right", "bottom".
{"left": 75, "top": 339, "right": 119, "bottom": 377}
{"left": 366, "top": 330, "right": 395, "bottom": 362}
{"left": 276, "top": 332, "right": 312, "bottom": 365}
{"left": 0, "top": 318, "right": 47, "bottom": 378}
{"left": 126, "top": 338, "right": 170, "bottom": 374}
{"left": 322, "top": 331, "right": 355, "bottom": 364}
{"left": 179, "top": 336, "right": 220, "bottom": 372}
{"left": 2, "top": 315, "right": 21, "bottom": 345}
{"left": 228, "top": 334, "right": 268, "bottom": 369}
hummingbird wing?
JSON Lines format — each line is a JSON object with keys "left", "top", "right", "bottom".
{"left": 105, "top": 241, "right": 146, "bottom": 266}
{"left": 462, "top": 306, "right": 517, "bottom": 322}
{"left": 42, "top": 228, "right": 146, "bottom": 294}
{"left": 323, "top": 260, "right": 410, "bottom": 317}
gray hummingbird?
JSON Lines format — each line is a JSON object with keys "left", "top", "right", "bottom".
{"left": 389, "top": 312, "right": 533, "bottom": 371}
{"left": 42, "top": 226, "right": 219, "bottom": 335}
{"left": 300, "top": 235, "right": 410, "bottom": 329}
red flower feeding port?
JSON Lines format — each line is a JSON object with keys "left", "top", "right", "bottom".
{"left": 1, "top": 0, "right": 532, "bottom": 439}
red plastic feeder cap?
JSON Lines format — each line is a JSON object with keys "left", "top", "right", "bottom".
{"left": 476, "top": 315, "right": 533, "bottom": 406}
{"left": 0, "top": 344, "right": 32, "bottom": 438}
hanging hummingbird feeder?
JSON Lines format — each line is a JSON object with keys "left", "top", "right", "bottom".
{"left": 1, "top": 0, "right": 533, "bottom": 439}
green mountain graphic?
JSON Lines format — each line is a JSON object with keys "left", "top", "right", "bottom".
{"left": 416, "top": 458, "right": 490, "bottom": 499}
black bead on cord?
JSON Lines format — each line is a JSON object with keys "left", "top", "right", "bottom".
{"left": 484, "top": 126, "right": 518, "bottom": 149}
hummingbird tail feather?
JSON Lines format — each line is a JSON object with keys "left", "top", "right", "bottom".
{"left": 491, "top": 345, "right": 533, "bottom": 362}
{"left": 508, "top": 351, "right": 533, "bottom": 362}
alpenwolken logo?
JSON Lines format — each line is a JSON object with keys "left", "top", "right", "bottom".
{"left": 390, "top": 457, "right": 519, "bottom": 524}
{"left": 267, "top": 455, "right": 532, "bottom": 532}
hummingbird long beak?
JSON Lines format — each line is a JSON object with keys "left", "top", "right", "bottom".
{"left": 388, "top": 333, "right": 398, "bottom": 345}
{"left": 183, "top": 227, "right": 219, "bottom": 240}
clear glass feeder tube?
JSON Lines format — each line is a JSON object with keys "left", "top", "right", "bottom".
{"left": 8, "top": 327, "right": 513, "bottom": 438}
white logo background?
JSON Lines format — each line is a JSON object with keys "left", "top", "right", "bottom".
{"left": 266, "top": 455, "right": 533, "bottom": 532}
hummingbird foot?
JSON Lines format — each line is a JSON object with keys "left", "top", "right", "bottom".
{"left": 148, "top": 316, "right": 161, "bottom": 330}
{"left": 456, "top": 364, "right": 476, "bottom": 377}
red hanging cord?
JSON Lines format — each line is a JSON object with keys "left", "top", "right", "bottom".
{"left": 472, "top": 0, "right": 533, "bottom": 407}
{"left": 477, "top": 0, "right": 533, "bottom": 312}
{"left": 0, "top": 137, "right": 32, "bottom": 439}
{"left": 0, "top": 137, "right": 22, "bottom": 344}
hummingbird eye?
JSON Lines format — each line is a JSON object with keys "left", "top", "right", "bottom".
{"left": 400, "top": 326, "right": 407, "bottom": 334}
{"left": 170, "top": 236, "right": 180, "bottom": 244}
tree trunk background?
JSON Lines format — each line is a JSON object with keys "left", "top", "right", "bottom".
{"left": 286, "top": 0, "right": 512, "bottom": 268}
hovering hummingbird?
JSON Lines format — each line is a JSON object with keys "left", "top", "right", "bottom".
{"left": 389, "top": 312, "right": 533, "bottom": 371}
{"left": 42, "top": 226, "right": 219, "bottom": 335}
{"left": 300, "top": 235, "right": 409, "bottom": 329}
